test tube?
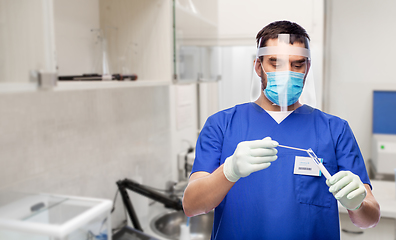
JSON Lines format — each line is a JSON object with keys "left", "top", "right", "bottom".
{"left": 307, "top": 148, "right": 332, "bottom": 179}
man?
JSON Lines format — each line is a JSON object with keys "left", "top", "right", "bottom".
{"left": 182, "top": 21, "right": 380, "bottom": 239}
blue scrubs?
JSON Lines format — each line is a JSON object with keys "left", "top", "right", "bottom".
{"left": 191, "top": 103, "right": 371, "bottom": 240}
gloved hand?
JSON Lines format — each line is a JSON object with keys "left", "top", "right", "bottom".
{"left": 326, "top": 171, "right": 367, "bottom": 210}
{"left": 223, "top": 137, "right": 279, "bottom": 182}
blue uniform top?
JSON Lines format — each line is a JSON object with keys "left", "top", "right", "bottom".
{"left": 191, "top": 103, "right": 371, "bottom": 240}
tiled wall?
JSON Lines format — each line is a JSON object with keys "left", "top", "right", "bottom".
{"left": 0, "top": 85, "right": 172, "bottom": 228}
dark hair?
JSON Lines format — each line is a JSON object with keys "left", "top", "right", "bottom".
{"left": 256, "top": 21, "right": 310, "bottom": 48}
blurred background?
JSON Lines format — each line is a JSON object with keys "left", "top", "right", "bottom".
{"left": 0, "top": 0, "right": 396, "bottom": 239}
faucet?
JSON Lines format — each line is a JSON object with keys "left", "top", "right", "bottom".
{"left": 166, "top": 180, "right": 189, "bottom": 199}
{"left": 116, "top": 178, "right": 183, "bottom": 232}
{"left": 178, "top": 147, "right": 195, "bottom": 181}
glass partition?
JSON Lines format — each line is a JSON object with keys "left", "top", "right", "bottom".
{"left": 173, "top": 0, "right": 220, "bottom": 83}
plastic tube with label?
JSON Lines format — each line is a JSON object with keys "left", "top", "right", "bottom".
{"left": 278, "top": 145, "right": 332, "bottom": 179}
{"left": 306, "top": 148, "right": 332, "bottom": 179}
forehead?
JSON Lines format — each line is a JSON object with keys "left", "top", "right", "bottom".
{"left": 266, "top": 38, "right": 306, "bottom": 48}
{"left": 262, "top": 38, "right": 308, "bottom": 61}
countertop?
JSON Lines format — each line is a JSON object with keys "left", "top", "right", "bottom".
{"left": 338, "top": 180, "right": 396, "bottom": 218}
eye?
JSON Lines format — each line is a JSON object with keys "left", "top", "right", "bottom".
{"left": 292, "top": 61, "right": 306, "bottom": 69}
{"left": 269, "top": 59, "right": 277, "bottom": 67}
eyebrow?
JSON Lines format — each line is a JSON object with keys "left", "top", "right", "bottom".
{"left": 268, "top": 57, "right": 306, "bottom": 62}
{"left": 291, "top": 59, "right": 307, "bottom": 64}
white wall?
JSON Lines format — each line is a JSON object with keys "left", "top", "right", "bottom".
{"left": 324, "top": 0, "right": 396, "bottom": 163}
{"left": 218, "top": 0, "right": 316, "bottom": 43}
{"left": 0, "top": 86, "right": 172, "bottom": 230}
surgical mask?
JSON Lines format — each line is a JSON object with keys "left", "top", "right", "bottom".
{"left": 263, "top": 71, "right": 305, "bottom": 106}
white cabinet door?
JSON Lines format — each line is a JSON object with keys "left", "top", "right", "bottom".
{"left": 340, "top": 213, "right": 395, "bottom": 240}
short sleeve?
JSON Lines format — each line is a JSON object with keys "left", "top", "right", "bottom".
{"left": 191, "top": 114, "right": 225, "bottom": 174}
{"left": 334, "top": 121, "right": 372, "bottom": 189}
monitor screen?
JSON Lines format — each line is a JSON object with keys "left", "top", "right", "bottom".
{"left": 373, "top": 90, "right": 396, "bottom": 134}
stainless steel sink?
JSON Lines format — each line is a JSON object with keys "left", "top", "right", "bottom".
{"left": 150, "top": 211, "right": 214, "bottom": 240}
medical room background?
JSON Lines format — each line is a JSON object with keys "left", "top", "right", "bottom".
{"left": 0, "top": 0, "right": 396, "bottom": 239}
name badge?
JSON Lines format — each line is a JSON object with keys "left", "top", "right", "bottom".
{"left": 293, "top": 156, "right": 322, "bottom": 177}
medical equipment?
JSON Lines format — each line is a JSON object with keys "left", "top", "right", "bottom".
{"left": 371, "top": 90, "right": 396, "bottom": 177}
{"left": 278, "top": 145, "right": 331, "bottom": 179}
{"left": 0, "top": 192, "right": 112, "bottom": 240}
{"left": 116, "top": 178, "right": 183, "bottom": 232}
{"left": 113, "top": 178, "right": 187, "bottom": 239}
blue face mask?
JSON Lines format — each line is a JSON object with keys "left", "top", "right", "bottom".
{"left": 263, "top": 71, "right": 305, "bottom": 106}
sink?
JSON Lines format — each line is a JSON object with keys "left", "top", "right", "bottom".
{"left": 150, "top": 211, "right": 214, "bottom": 240}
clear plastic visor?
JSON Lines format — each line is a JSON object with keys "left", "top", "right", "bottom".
{"left": 252, "top": 34, "right": 314, "bottom": 112}
{"left": 258, "top": 46, "right": 310, "bottom": 73}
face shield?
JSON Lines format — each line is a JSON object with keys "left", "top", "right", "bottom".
{"left": 250, "top": 34, "right": 316, "bottom": 113}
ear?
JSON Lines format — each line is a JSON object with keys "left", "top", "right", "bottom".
{"left": 254, "top": 58, "right": 262, "bottom": 77}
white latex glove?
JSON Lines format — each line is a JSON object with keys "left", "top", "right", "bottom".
{"left": 326, "top": 171, "right": 367, "bottom": 210}
{"left": 223, "top": 137, "right": 279, "bottom": 182}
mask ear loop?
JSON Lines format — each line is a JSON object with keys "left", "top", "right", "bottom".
{"left": 260, "top": 62, "right": 280, "bottom": 107}
{"left": 260, "top": 61, "right": 268, "bottom": 78}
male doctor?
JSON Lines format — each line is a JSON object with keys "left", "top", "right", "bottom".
{"left": 183, "top": 20, "right": 380, "bottom": 240}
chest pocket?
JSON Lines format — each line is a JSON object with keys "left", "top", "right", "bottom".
{"left": 295, "top": 160, "right": 337, "bottom": 208}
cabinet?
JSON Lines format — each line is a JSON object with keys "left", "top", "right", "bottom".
{"left": 0, "top": 0, "right": 173, "bottom": 91}
{"left": 1, "top": 0, "right": 222, "bottom": 90}
{"left": 339, "top": 180, "right": 396, "bottom": 240}
{"left": 0, "top": 0, "right": 56, "bottom": 88}
{"left": 97, "top": 0, "right": 172, "bottom": 82}
{"left": 340, "top": 213, "right": 395, "bottom": 240}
